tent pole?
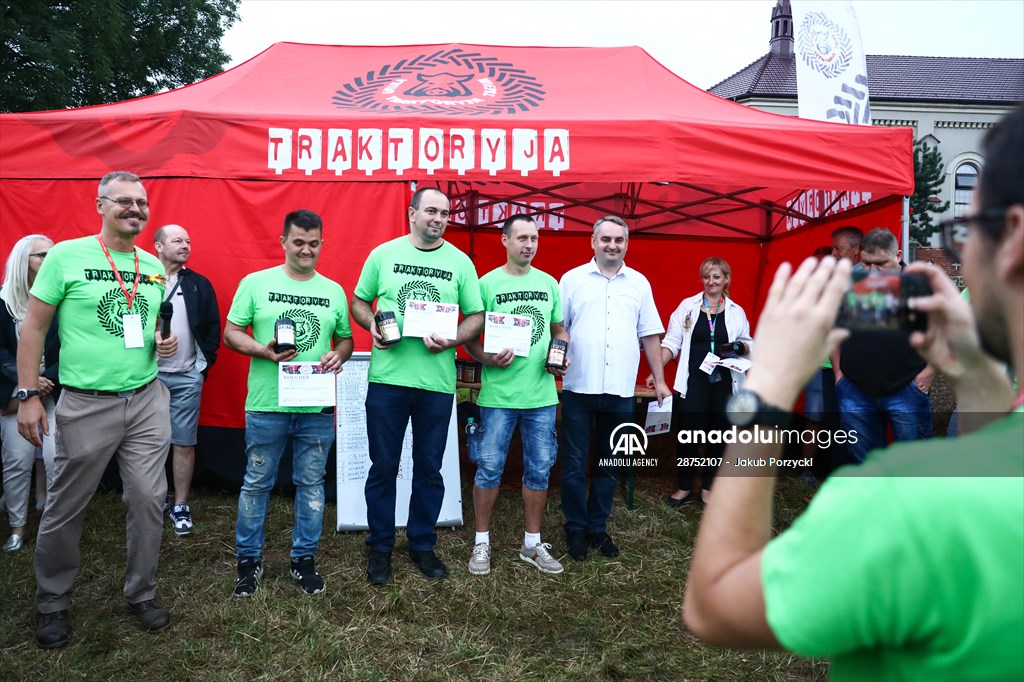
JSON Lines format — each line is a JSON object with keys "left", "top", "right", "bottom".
{"left": 467, "top": 190, "right": 479, "bottom": 260}
{"left": 753, "top": 204, "right": 773, "bottom": 315}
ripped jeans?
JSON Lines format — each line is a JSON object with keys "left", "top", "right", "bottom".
{"left": 235, "top": 411, "right": 335, "bottom": 561}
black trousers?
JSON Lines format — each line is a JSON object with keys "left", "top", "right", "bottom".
{"left": 673, "top": 370, "right": 733, "bottom": 491}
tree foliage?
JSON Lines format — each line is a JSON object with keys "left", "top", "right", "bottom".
{"left": 0, "top": 0, "right": 240, "bottom": 112}
{"left": 910, "top": 141, "right": 951, "bottom": 244}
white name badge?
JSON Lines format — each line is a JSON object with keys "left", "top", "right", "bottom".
{"left": 123, "top": 314, "right": 145, "bottom": 348}
{"left": 699, "top": 352, "right": 720, "bottom": 375}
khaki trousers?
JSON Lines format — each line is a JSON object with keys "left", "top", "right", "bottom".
{"left": 34, "top": 380, "right": 170, "bottom": 613}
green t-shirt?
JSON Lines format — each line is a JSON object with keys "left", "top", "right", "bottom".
{"left": 762, "top": 411, "right": 1024, "bottom": 681}
{"left": 226, "top": 266, "right": 352, "bottom": 412}
{"left": 354, "top": 236, "right": 482, "bottom": 393}
{"left": 476, "top": 267, "right": 562, "bottom": 409}
{"left": 30, "top": 236, "right": 166, "bottom": 392}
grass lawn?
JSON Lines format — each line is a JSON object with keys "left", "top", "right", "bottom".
{"left": 0, "top": 477, "right": 827, "bottom": 681}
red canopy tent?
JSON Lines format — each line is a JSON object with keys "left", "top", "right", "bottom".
{"left": 1, "top": 43, "right": 913, "bottom": 432}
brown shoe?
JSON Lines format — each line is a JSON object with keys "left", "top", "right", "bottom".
{"left": 36, "top": 609, "right": 72, "bottom": 649}
{"left": 128, "top": 599, "right": 171, "bottom": 633}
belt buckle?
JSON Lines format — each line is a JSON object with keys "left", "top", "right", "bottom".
{"left": 117, "top": 389, "right": 135, "bottom": 398}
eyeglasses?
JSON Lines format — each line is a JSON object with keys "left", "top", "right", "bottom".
{"left": 939, "top": 208, "right": 1007, "bottom": 262}
{"left": 29, "top": 252, "right": 47, "bottom": 259}
{"left": 100, "top": 196, "right": 149, "bottom": 210}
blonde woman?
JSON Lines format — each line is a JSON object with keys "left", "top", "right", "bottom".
{"left": 647, "top": 257, "right": 753, "bottom": 506}
{"left": 1, "top": 234, "right": 60, "bottom": 552}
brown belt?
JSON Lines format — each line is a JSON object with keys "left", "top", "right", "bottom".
{"left": 63, "top": 378, "right": 157, "bottom": 398}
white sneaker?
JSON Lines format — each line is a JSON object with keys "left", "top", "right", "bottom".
{"left": 519, "top": 542, "right": 564, "bottom": 574}
{"left": 468, "top": 542, "right": 491, "bottom": 575}
{"left": 3, "top": 534, "right": 23, "bottom": 553}
{"left": 169, "top": 504, "right": 193, "bottom": 536}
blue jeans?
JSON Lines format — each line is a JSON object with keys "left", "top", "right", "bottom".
{"left": 560, "top": 391, "right": 633, "bottom": 535}
{"left": 836, "top": 379, "right": 933, "bottom": 464}
{"left": 473, "top": 406, "right": 558, "bottom": 490}
{"left": 364, "top": 383, "right": 453, "bottom": 553}
{"left": 236, "top": 411, "right": 335, "bottom": 561}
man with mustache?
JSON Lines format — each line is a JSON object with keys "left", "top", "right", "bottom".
{"left": 18, "top": 171, "right": 179, "bottom": 647}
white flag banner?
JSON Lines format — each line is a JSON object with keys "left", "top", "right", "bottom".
{"left": 792, "top": 1, "right": 871, "bottom": 125}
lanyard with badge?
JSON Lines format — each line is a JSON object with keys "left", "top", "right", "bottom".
{"left": 97, "top": 235, "right": 145, "bottom": 348}
{"left": 698, "top": 296, "right": 723, "bottom": 384}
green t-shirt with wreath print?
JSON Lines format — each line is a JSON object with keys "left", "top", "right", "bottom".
{"left": 227, "top": 266, "right": 351, "bottom": 412}
{"left": 30, "top": 236, "right": 167, "bottom": 392}
{"left": 476, "top": 266, "right": 562, "bottom": 409}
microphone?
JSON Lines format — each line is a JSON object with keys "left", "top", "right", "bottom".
{"left": 160, "top": 301, "right": 173, "bottom": 339}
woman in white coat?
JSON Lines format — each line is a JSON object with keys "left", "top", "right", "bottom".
{"left": 647, "top": 257, "right": 753, "bottom": 506}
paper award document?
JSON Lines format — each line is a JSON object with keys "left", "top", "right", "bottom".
{"left": 402, "top": 300, "right": 459, "bottom": 340}
{"left": 645, "top": 395, "right": 673, "bottom": 435}
{"left": 483, "top": 312, "right": 533, "bottom": 358}
{"left": 717, "top": 357, "right": 752, "bottom": 374}
{"left": 278, "top": 362, "right": 336, "bottom": 407}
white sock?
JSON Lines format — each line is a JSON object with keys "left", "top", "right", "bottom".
{"left": 524, "top": 532, "right": 541, "bottom": 548}
{"left": 475, "top": 531, "right": 490, "bottom": 546}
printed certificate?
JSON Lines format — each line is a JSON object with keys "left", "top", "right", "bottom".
{"left": 716, "top": 357, "right": 752, "bottom": 374}
{"left": 402, "top": 300, "right": 459, "bottom": 340}
{"left": 483, "top": 312, "right": 533, "bottom": 357}
{"left": 645, "top": 396, "right": 673, "bottom": 435}
{"left": 279, "top": 362, "right": 336, "bottom": 407}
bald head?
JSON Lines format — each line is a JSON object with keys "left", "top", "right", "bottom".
{"left": 154, "top": 224, "right": 191, "bottom": 272}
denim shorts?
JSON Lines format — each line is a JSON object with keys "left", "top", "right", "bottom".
{"left": 157, "top": 367, "right": 204, "bottom": 446}
{"left": 472, "top": 405, "right": 557, "bottom": 491}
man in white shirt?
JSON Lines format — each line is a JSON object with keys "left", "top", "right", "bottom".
{"left": 558, "top": 216, "right": 671, "bottom": 561}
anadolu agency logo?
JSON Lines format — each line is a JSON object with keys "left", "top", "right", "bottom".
{"left": 332, "top": 47, "right": 546, "bottom": 116}
{"left": 602, "top": 423, "right": 658, "bottom": 468}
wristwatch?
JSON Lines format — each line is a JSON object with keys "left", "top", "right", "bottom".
{"left": 15, "top": 388, "right": 40, "bottom": 401}
{"left": 725, "top": 389, "right": 791, "bottom": 430}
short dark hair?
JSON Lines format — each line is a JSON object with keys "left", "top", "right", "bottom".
{"left": 410, "top": 187, "right": 447, "bottom": 210}
{"left": 860, "top": 227, "right": 898, "bottom": 255}
{"left": 831, "top": 226, "right": 863, "bottom": 245}
{"left": 977, "top": 104, "right": 1023, "bottom": 234}
{"left": 812, "top": 246, "right": 833, "bottom": 259}
{"left": 283, "top": 209, "right": 323, "bottom": 237}
{"left": 502, "top": 214, "right": 535, "bottom": 236}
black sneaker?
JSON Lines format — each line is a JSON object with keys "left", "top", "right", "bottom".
{"left": 566, "top": 530, "right": 589, "bottom": 561}
{"left": 35, "top": 609, "right": 72, "bottom": 649}
{"left": 588, "top": 532, "right": 620, "bottom": 558}
{"left": 367, "top": 550, "right": 393, "bottom": 585}
{"left": 409, "top": 549, "right": 447, "bottom": 580}
{"left": 234, "top": 557, "right": 263, "bottom": 597}
{"left": 290, "top": 555, "right": 325, "bottom": 595}
{"left": 128, "top": 599, "right": 172, "bottom": 633}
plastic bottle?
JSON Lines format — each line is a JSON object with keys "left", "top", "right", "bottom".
{"left": 465, "top": 417, "right": 478, "bottom": 435}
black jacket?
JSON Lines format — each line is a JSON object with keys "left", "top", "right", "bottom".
{"left": 173, "top": 268, "right": 221, "bottom": 372}
{"left": 0, "top": 293, "right": 61, "bottom": 404}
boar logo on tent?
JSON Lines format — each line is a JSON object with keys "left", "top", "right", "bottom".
{"left": 332, "top": 48, "right": 545, "bottom": 116}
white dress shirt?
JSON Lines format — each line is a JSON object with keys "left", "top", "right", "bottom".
{"left": 560, "top": 259, "right": 664, "bottom": 398}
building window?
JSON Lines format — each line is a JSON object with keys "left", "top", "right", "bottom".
{"left": 954, "top": 162, "right": 979, "bottom": 217}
